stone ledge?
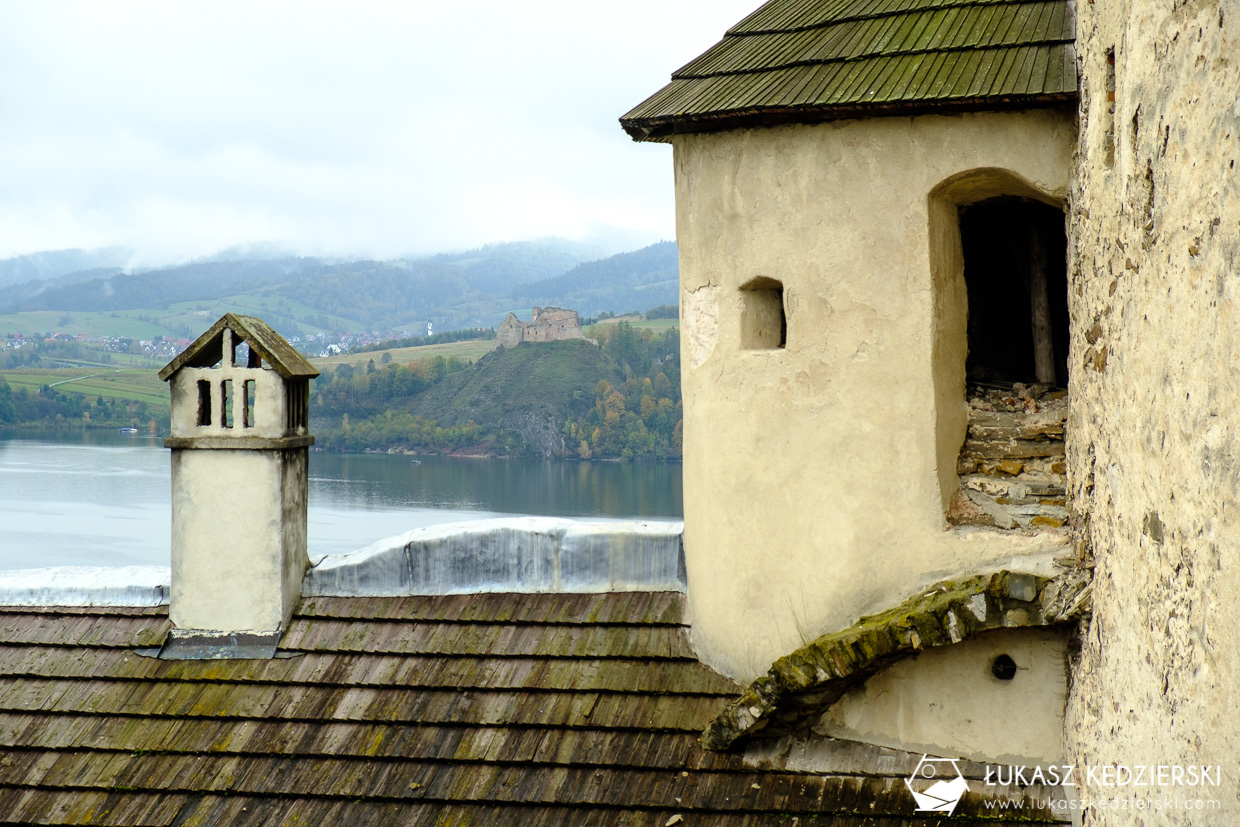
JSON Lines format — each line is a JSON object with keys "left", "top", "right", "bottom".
{"left": 700, "top": 567, "right": 1092, "bottom": 751}
{"left": 164, "top": 435, "right": 315, "bottom": 450}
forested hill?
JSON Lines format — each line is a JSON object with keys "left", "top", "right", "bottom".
{"left": 0, "top": 240, "right": 680, "bottom": 337}
{"left": 312, "top": 322, "right": 682, "bottom": 460}
{"left": 512, "top": 240, "right": 678, "bottom": 316}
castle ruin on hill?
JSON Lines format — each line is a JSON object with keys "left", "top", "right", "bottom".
{"left": 496, "top": 306, "right": 583, "bottom": 348}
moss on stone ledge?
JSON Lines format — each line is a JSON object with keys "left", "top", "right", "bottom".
{"left": 700, "top": 568, "right": 1092, "bottom": 751}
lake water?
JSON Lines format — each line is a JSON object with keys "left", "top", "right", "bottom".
{"left": 0, "top": 430, "right": 682, "bottom": 570}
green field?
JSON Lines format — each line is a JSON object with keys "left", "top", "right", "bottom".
{"left": 0, "top": 311, "right": 173, "bottom": 339}
{"left": 3, "top": 367, "right": 167, "bottom": 408}
{"left": 583, "top": 315, "right": 679, "bottom": 336}
{"left": 160, "top": 293, "right": 360, "bottom": 338}
{"left": 0, "top": 293, "right": 364, "bottom": 342}
{"left": 311, "top": 338, "right": 499, "bottom": 373}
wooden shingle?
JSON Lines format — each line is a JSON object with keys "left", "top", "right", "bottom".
{"left": 0, "top": 593, "right": 1065, "bottom": 824}
{"left": 621, "top": 0, "right": 1076, "bottom": 140}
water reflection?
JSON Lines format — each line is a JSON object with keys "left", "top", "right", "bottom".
{"left": 311, "top": 452, "right": 682, "bottom": 518}
{"left": 0, "top": 431, "right": 682, "bottom": 569}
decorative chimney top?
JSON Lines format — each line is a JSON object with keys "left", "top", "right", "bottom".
{"left": 158, "top": 314, "right": 320, "bottom": 659}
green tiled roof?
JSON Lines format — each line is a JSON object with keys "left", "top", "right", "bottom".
{"left": 621, "top": 0, "right": 1076, "bottom": 141}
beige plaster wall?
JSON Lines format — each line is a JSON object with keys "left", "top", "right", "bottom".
{"left": 1066, "top": 0, "right": 1240, "bottom": 820}
{"left": 672, "top": 110, "right": 1075, "bottom": 680}
{"left": 170, "top": 449, "right": 308, "bottom": 633}
{"left": 169, "top": 366, "right": 289, "bottom": 440}
{"left": 818, "top": 628, "right": 1069, "bottom": 765}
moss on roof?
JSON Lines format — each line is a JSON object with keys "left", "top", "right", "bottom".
{"left": 622, "top": 0, "right": 1077, "bottom": 141}
{"left": 0, "top": 591, "right": 1074, "bottom": 823}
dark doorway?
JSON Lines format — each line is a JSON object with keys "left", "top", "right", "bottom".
{"left": 959, "top": 198, "right": 1069, "bottom": 387}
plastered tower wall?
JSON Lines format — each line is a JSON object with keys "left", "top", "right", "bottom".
{"left": 673, "top": 109, "right": 1075, "bottom": 680}
{"left": 1066, "top": 0, "right": 1240, "bottom": 819}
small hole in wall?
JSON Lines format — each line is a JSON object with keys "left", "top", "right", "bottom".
{"left": 992, "top": 654, "right": 1018, "bottom": 681}
{"left": 739, "top": 276, "right": 786, "bottom": 350}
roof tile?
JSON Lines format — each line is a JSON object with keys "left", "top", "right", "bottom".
{"left": 0, "top": 593, "right": 1062, "bottom": 824}
{"left": 622, "top": 0, "right": 1076, "bottom": 140}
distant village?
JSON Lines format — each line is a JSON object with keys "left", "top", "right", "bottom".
{"left": 2, "top": 307, "right": 608, "bottom": 365}
{"left": 2, "top": 325, "right": 466, "bottom": 362}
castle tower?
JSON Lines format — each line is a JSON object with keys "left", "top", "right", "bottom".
{"left": 158, "top": 314, "right": 319, "bottom": 657}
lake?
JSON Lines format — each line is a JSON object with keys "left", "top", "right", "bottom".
{"left": 0, "top": 430, "right": 682, "bottom": 570}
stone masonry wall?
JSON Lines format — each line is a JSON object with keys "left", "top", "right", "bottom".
{"left": 1068, "top": 0, "right": 1240, "bottom": 821}
{"left": 496, "top": 307, "right": 583, "bottom": 348}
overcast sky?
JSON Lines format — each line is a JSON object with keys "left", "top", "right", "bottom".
{"left": 0, "top": 1, "right": 759, "bottom": 265}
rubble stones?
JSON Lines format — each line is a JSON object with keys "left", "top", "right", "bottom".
{"left": 950, "top": 384, "right": 1069, "bottom": 532}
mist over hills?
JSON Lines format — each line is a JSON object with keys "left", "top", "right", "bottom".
{"left": 0, "top": 248, "right": 133, "bottom": 290}
{"left": 0, "top": 239, "right": 680, "bottom": 339}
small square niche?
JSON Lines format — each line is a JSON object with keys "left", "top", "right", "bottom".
{"left": 740, "top": 277, "right": 787, "bottom": 350}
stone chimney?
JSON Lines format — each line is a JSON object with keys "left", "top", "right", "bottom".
{"left": 157, "top": 314, "right": 319, "bottom": 658}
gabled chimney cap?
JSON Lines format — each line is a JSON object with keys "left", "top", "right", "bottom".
{"left": 158, "top": 313, "right": 320, "bottom": 382}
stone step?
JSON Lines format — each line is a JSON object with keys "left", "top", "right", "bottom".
{"left": 962, "top": 439, "right": 1066, "bottom": 460}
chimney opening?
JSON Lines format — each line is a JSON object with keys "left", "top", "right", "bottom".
{"left": 196, "top": 380, "right": 212, "bottom": 427}
{"left": 222, "top": 380, "right": 234, "bottom": 429}
{"left": 243, "top": 379, "right": 256, "bottom": 428}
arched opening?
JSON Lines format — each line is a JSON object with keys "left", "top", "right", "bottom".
{"left": 738, "top": 276, "right": 787, "bottom": 350}
{"left": 959, "top": 199, "right": 1069, "bottom": 388}
{"left": 927, "top": 168, "right": 1071, "bottom": 531}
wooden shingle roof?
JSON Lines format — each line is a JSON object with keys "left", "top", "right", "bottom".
{"left": 0, "top": 593, "right": 1061, "bottom": 824}
{"left": 621, "top": 0, "right": 1077, "bottom": 141}
{"left": 158, "top": 313, "right": 318, "bottom": 382}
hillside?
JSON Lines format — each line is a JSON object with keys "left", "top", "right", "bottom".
{"left": 408, "top": 340, "right": 622, "bottom": 456}
{"left": 0, "top": 247, "right": 132, "bottom": 290}
{"left": 309, "top": 322, "right": 682, "bottom": 460}
{"left": 512, "top": 241, "right": 678, "bottom": 316}
{"left": 0, "top": 240, "right": 679, "bottom": 342}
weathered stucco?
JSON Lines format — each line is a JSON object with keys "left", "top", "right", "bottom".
{"left": 700, "top": 567, "right": 1088, "bottom": 764}
{"left": 673, "top": 109, "right": 1076, "bottom": 680}
{"left": 1066, "top": 0, "right": 1240, "bottom": 820}
{"left": 819, "top": 627, "right": 1069, "bottom": 765}
{"left": 169, "top": 449, "right": 309, "bottom": 634}
{"left": 305, "top": 517, "right": 686, "bottom": 596}
{"left": 164, "top": 320, "right": 314, "bottom": 638}
{"left": 169, "top": 365, "right": 289, "bottom": 439}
